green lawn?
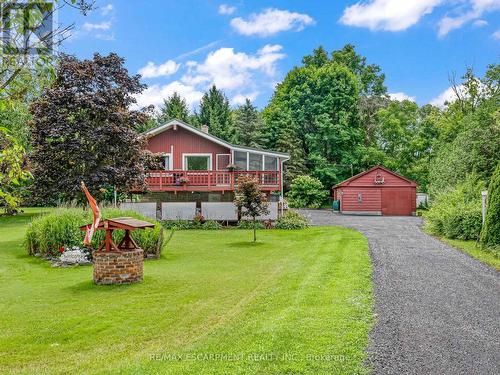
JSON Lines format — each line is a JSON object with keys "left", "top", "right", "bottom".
{"left": 437, "top": 236, "right": 500, "bottom": 271}
{"left": 0, "top": 209, "right": 373, "bottom": 375}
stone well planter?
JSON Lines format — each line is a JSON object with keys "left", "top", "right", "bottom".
{"left": 93, "top": 249, "right": 143, "bottom": 285}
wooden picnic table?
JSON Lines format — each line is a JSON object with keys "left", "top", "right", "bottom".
{"left": 80, "top": 217, "right": 154, "bottom": 252}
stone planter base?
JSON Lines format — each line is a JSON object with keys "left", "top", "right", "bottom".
{"left": 93, "top": 249, "right": 143, "bottom": 285}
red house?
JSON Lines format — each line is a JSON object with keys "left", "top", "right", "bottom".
{"left": 332, "top": 166, "right": 417, "bottom": 216}
{"left": 142, "top": 119, "right": 290, "bottom": 201}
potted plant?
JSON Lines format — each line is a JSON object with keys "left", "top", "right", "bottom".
{"left": 178, "top": 176, "right": 189, "bottom": 185}
{"left": 226, "top": 163, "right": 237, "bottom": 172}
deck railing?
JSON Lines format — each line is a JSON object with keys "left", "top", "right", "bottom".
{"left": 145, "top": 170, "right": 280, "bottom": 191}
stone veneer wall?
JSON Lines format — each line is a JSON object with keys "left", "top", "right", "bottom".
{"left": 93, "top": 249, "right": 143, "bottom": 285}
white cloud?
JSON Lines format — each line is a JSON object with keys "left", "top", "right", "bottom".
{"left": 176, "top": 41, "right": 220, "bottom": 60}
{"left": 473, "top": 19, "right": 488, "bottom": 26}
{"left": 100, "top": 4, "right": 113, "bottom": 16}
{"left": 493, "top": 29, "right": 500, "bottom": 39}
{"left": 82, "top": 21, "right": 112, "bottom": 31}
{"left": 230, "top": 8, "right": 315, "bottom": 37}
{"left": 429, "top": 85, "right": 466, "bottom": 107}
{"left": 134, "top": 82, "right": 203, "bottom": 109}
{"left": 340, "top": 0, "right": 442, "bottom": 31}
{"left": 437, "top": 0, "right": 500, "bottom": 37}
{"left": 389, "top": 92, "right": 416, "bottom": 102}
{"left": 182, "top": 44, "right": 286, "bottom": 91}
{"left": 219, "top": 4, "right": 236, "bottom": 15}
{"left": 231, "top": 92, "right": 259, "bottom": 105}
{"left": 138, "top": 60, "right": 180, "bottom": 79}
{"left": 95, "top": 33, "right": 115, "bottom": 41}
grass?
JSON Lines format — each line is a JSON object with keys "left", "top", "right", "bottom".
{"left": 435, "top": 236, "right": 500, "bottom": 271}
{"left": 0, "top": 208, "right": 373, "bottom": 374}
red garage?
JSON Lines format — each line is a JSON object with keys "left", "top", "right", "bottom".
{"left": 332, "top": 166, "right": 417, "bottom": 216}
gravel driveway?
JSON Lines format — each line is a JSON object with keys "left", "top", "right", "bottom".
{"left": 298, "top": 210, "right": 500, "bottom": 375}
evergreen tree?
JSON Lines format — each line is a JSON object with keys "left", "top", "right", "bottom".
{"left": 197, "top": 85, "right": 234, "bottom": 141}
{"left": 158, "top": 92, "right": 189, "bottom": 123}
{"left": 233, "top": 98, "right": 263, "bottom": 147}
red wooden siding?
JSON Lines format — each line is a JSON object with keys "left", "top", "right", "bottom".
{"left": 340, "top": 188, "right": 381, "bottom": 212}
{"left": 345, "top": 169, "right": 413, "bottom": 187}
{"left": 147, "top": 126, "right": 230, "bottom": 170}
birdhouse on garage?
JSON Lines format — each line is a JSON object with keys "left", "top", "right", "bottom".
{"left": 332, "top": 166, "right": 417, "bottom": 216}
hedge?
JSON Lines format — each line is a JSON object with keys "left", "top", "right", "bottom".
{"left": 26, "top": 207, "right": 164, "bottom": 258}
{"left": 481, "top": 162, "right": 500, "bottom": 248}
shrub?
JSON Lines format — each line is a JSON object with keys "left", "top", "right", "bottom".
{"left": 237, "top": 220, "right": 265, "bottom": 229}
{"left": 481, "top": 161, "right": 500, "bottom": 248}
{"left": 26, "top": 207, "right": 164, "bottom": 258}
{"left": 425, "top": 175, "right": 485, "bottom": 240}
{"left": 161, "top": 220, "right": 193, "bottom": 230}
{"left": 287, "top": 175, "right": 328, "bottom": 208}
{"left": 201, "top": 220, "right": 223, "bottom": 230}
{"left": 275, "top": 211, "right": 309, "bottom": 230}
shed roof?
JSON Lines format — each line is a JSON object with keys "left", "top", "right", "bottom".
{"left": 333, "top": 165, "right": 417, "bottom": 188}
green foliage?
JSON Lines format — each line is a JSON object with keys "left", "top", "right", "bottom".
{"left": 29, "top": 53, "right": 150, "bottom": 204}
{"left": 237, "top": 220, "right": 265, "bottom": 229}
{"left": 201, "top": 220, "right": 223, "bottom": 230}
{"left": 275, "top": 210, "right": 309, "bottom": 229}
{"left": 0, "top": 127, "right": 32, "bottom": 214}
{"left": 161, "top": 220, "right": 194, "bottom": 230}
{"left": 234, "top": 175, "right": 269, "bottom": 242}
{"left": 233, "top": 98, "right": 264, "bottom": 147}
{"left": 425, "top": 175, "right": 485, "bottom": 240}
{"left": 158, "top": 92, "right": 189, "bottom": 123}
{"left": 25, "top": 207, "right": 164, "bottom": 258}
{"left": 287, "top": 175, "right": 328, "bottom": 208}
{"left": 429, "top": 99, "right": 500, "bottom": 196}
{"left": 371, "top": 101, "right": 439, "bottom": 192}
{"left": 263, "top": 52, "right": 361, "bottom": 187}
{"left": 197, "top": 85, "right": 234, "bottom": 141}
{"left": 0, "top": 100, "right": 31, "bottom": 150}
{"left": 481, "top": 162, "right": 500, "bottom": 248}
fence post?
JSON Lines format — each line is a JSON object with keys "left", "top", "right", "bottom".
{"left": 482, "top": 190, "right": 488, "bottom": 224}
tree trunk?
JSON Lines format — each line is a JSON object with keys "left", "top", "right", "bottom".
{"left": 253, "top": 218, "right": 257, "bottom": 242}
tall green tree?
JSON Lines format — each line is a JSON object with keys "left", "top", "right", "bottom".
{"left": 197, "top": 85, "right": 234, "bottom": 141}
{"left": 233, "top": 98, "right": 263, "bottom": 147}
{"left": 158, "top": 92, "right": 189, "bottom": 123}
{"left": 263, "top": 53, "right": 361, "bottom": 187}
{"left": 29, "top": 53, "right": 150, "bottom": 203}
{"left": 429, "top": 63, "right": 500, "bottom": 196}
{"left": 370, "top": 101, "right": 439, "bottom": 191}
{"left": 0, "top": 127, "right": 31, "bottom": 214}
{"left": 1, "top": 0, "right": 93, "bottom": 100}
{"left": 481, "top": 161, "right": 500, "bottom": 248}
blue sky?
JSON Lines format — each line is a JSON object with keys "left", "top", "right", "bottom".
{"left": 61, "top": 0, "right": 500, "bottom": 110}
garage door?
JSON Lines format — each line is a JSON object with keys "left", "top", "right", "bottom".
{"left": 381, "top": 188, "right": 412, "bottom": 216}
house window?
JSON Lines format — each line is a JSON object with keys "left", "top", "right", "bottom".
{"left": 357, "top": 193, "right": 363, "bottom": 203}
{"left": 164, "top": 155, "right": 171, "bottom": 170}
{"left": 249, "top": 153, "right": 263, "bottom": 171}
{"left": 264, "top": 156, "right": 278, "bottom": 171}
{"left": 234, "top": 151, "right": 247, "bottom": 170}
{"left": 216, "top": 154, "right": 230, "bottom": 170}
{"left": 184, "top": 155, "right": 211, "bottom": 170}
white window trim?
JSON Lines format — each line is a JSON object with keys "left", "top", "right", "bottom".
{"left": 182, "top": 153, "right": 213, "bottom": 170}
{"left": 163, "top": 153, "right": 173, "bottom": 170}
{"left": 216, "top": 153, "right": 231, "bottom": 171}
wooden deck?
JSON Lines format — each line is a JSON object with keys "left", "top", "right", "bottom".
{"left": 145, "top": 170, "right": 280, "bottom": 192}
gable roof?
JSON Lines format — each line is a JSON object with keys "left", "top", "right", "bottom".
{"left": 333, "top": 165, "right": 417, "bottom": 188}
{"left": 145, "top": 119, "right": 290, "bottom": 159}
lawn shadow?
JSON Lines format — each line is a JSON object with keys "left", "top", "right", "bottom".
{"left": 227, "top": 241, "right": 267, "bottom": 249}
{"left": 66, "top": 275, "right": 155, "bottom": 293}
